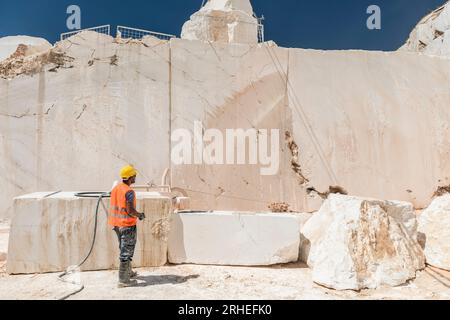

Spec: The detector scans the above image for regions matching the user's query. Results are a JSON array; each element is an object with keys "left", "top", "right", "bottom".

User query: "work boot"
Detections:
[
  {"left": 128, "top": 263, "right": 138, "bottom": 278},
  {"left": 118, "top": 261, "right": 138, "bottom": 288}
]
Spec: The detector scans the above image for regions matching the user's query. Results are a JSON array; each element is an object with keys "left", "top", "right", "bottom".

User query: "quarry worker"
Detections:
[{"left": 109, "top": 165, "right": 146, "bottom": 288}]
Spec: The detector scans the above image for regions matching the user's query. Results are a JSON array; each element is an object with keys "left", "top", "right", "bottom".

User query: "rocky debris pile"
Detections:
[
  {"left": 0, "top": 48, "right": 74, "bottom": 79},
  {"left": 418, "top": 195, "right": 450, "bottom": 271},
  {"left": 302, "top": 194, "right": 425, "bottom": 291},
  {"left": 181, "top": 0, "right": 258, "bottom": 44},
  {"left": 0, "top": 36, "right": 51, "bottom": 62},
  {"left": 0, "top": 31, "right": 171, "bottom": 80},
  {"left": 0, "top": 35, "right": 58, "bottom": 78},
  {"left": 268, "top": 202, "right": 290, "bottom": 213},
  {"left": 401, "top": 1, "right": 450, "bottom": 56}
]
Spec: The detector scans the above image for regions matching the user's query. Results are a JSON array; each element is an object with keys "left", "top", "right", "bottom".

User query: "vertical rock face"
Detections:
[
  {"left": 401, "top": 1, "right": 450, "bottom": 56},
  {"left": 3, "top": 33, "right": 450, "bottom": 218},
  {"left": 181, "top": 0, "right": 258, "bottom": 44},
  {"left": 418, "top": 195, "right": 450, "bottom": 271},
  {"left": 302, "top": 195, "right": 425, "bottom": 290},
  {"left": 0, "top": 31, "right": 171, "bottom": 218}
]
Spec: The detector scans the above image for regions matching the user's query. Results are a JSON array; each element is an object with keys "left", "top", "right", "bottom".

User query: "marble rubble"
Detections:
[{"left": 301, "top": 194, "right": 425, "bottom": 291}]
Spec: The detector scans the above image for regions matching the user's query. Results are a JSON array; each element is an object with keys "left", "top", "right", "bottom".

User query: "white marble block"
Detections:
[
  {"left": 7, "top": 192, "right": 171, "bottom": 274},
  {"left": 168, "top": 211, "right": 302, "bottom": 266}
]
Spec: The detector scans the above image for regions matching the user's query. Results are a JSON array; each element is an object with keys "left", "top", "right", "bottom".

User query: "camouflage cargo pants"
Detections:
[{"left": 113, "top": 226, "right": 137, "bottom": 263}]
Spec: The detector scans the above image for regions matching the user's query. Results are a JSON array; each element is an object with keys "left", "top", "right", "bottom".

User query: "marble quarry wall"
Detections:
[{"left": 2, "top": 31, "right": 450, "bottom": 218}]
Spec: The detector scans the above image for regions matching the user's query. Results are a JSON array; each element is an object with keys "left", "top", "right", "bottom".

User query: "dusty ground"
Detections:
[{"left": 0, "top": 221, "right": 449, "bottom": 300}]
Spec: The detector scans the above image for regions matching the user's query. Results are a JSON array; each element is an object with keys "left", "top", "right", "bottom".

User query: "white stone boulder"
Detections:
[
  {"left": 181, "top": 0, "right": 258, "bottom": 44},
  {"left": 7, "top": 192, "right": 172, "bottom": 274},
  {"left": 168, "top": 211, "right": 303, "bottom": 266},
  {"left": 302, "top": 194, "right": 425, "bottom": 291},
  {"left": 401, "top": 1, "right": 450, "bottom": 56},
  {"left": 418, "top": 195, "right": 450, "bottom": 271}
]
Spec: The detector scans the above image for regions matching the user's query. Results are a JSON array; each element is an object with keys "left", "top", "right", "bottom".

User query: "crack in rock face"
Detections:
[
  {"left": 432, "top": 184, "right": 450, "bottom": 198},
  {"left": 306, "top": 186, "right": 349, "bottom": 200},
  {"left": 285, "top": 131, "right": 309, "bottom": 185}
]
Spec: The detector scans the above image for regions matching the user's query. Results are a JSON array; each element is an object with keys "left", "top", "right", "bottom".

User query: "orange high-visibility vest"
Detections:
[{"left": 108, "top": 183, "right": 137, "bottom": 227}]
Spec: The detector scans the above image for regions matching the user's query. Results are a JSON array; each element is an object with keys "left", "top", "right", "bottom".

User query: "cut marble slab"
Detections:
[{"left": 168, "top": 211, "right": 303, "bottom": 266}]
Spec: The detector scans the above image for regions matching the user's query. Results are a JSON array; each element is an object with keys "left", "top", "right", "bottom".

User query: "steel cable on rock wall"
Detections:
[{"left": 263, "top": 43, "right": 339, "bottom": 186}]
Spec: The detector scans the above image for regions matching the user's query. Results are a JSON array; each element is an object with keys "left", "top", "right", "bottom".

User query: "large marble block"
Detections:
[
  {"left": 7, "top": 192, "right": 171, "bottom": 274},
  {"left": 168, "top": 211, "right": 302, "bottom": 266}
]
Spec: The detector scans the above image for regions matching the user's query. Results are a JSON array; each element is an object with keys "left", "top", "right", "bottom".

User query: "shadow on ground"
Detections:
[{"left": 135, "top": 274, "right": 200, "bottom": 287}]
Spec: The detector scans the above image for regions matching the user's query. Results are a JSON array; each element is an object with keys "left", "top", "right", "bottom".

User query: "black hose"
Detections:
[{"left": 57, "top": 192, "right": 110, "bottom": 300}]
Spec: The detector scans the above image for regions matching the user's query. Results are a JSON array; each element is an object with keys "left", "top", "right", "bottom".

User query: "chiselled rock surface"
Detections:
[
  {"left": 401, "top": 1, "right": 450, "bottom": 56},
  {"left": 168, "top": 211, "right": 302, "bottom": 266},
  {"left": 181, "top": 0, "right": 258, "bottom": 44},
  {"left": 7, "top": 192, "right": 171, "bottom": 274},
  {"left": 418, "top": 195, "right": 450, "bottom": 271},
  {"left": 302, "top": 194, "right": 425, "bottom": 290},
  {"left": 0, "top": 36, "right": 51, "bottom": 62}
]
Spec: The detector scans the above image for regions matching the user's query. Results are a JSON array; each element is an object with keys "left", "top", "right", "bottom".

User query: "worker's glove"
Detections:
[{"left": 139, "top": 213, "right": 146, "bottom": 221}]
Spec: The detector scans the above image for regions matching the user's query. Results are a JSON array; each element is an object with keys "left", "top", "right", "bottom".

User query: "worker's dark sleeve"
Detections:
[{"left": 125, "top": 190, "right": 135, "bottom": 205}]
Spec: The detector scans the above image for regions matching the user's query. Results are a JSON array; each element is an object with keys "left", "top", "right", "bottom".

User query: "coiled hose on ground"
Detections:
[{"left": 57, "top": 192, "right": 110, "bottom": 300}]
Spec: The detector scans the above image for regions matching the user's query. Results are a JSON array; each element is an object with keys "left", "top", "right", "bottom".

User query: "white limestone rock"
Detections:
[
  {"left": 292, "top": 212, "right": 313, "bottom": 263},
  {"left": 181, "top": 0, "right": 258, "bottom": 44},
  {"left": 418, "top": 195, "right": 450, "bottom": 271},
  {"left": 0, "top": 36, "right": 51, "bottom": 62},
  {"left": 302, "top": 194, "right": 425, "bottom": 291},
  {"left": 168, "top": 211, "right": 301, "bottom": 266},
  {"left": 7, "top": 192, "right": 171, "bottom": 274},
  {"left": 401, "top": 1, "right": 450, "bottom": 56}
]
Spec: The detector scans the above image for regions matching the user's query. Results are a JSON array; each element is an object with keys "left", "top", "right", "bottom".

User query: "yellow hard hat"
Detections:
[{"left": 120, "top": 165, "right": 137, "bottom": 180}]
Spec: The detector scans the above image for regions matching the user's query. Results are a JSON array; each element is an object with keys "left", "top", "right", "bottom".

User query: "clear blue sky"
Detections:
[{"left": 0, "top": 0, "right": 445, "bottom": 50}]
